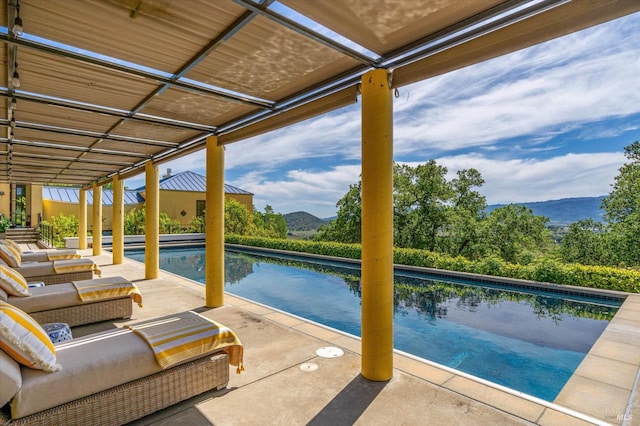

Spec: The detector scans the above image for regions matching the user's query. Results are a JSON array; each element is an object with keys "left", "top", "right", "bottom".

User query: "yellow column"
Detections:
[
  {"left": 145, "top": 162, "right": 159, "bottom": 279},
  {"left": 205, "top": 136, "right": 225, "bottom": 307},
  {"left": 78, "top": 189, "right": 87, "bottom": 250},
  {"left": 112, "top": 175, "right": 124, "bottom": 264},
  {"left": 361, "top": 68, "right": 394, "bottom": 381},
  {"left": 92, "top": 183, "right": 102, "bottom": 256}
]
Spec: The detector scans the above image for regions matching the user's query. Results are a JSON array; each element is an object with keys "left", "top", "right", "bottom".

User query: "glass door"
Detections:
[{"left": 15, "top": 184, "right": 27, "bottom": 227}]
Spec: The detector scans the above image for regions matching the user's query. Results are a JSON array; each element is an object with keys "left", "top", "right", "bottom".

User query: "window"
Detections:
[{"left": 196, "top": 200, "right": 206, "bottom": 217}]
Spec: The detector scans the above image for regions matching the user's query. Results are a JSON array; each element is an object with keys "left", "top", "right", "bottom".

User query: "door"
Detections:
[{"left": 15, "top": 184, "right": 27, "bottom": 227}]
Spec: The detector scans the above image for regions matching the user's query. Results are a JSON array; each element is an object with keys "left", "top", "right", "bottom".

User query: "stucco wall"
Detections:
[
  {"left": 159, "top": 190, "right": 254, "bottom": 228},
  {"left": 0, "top": 183, "right": 10, "bottom": 220},
  {"left": 42, "top": 188, "right": 253, "bottom": 231},
  {"left": 28, "top": 184, "right": 43, "bottom": 226},
  {"left": 43, "top": 200, "right": 142, "bottom": 231}
]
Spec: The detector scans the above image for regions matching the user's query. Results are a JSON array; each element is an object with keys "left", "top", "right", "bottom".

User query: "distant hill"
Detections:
[
  {"left": 487, "top": 196, "right": 606, "bottom": 225},
  {"left": 284, "top": 211, "right": 328, "bottom": 231}
]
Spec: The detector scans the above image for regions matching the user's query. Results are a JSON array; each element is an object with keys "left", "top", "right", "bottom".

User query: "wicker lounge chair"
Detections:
[
  {"left": 0, "top": 277, "right": 141, "bottom": 327},
  {"left": 0, "top": 257, "right": 98, "bottom": 285},
  {"left": 0, "top": 311, "right": 241, "bottom": 426},
  {"left": 0, "top": 239, "right": 81, "bottom": 263},
  {"left": 0, "top": 241, "right": 97, "bottom": 285}
]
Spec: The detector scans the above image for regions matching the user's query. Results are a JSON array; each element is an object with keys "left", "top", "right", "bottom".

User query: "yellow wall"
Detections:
[
  {"left": 28, "top": 184, "right": 43, "bottom": 226},
  {"left": 43, "top": 200, "right": 141, "bottom": 231},
  {"left": 0, "top": 183, "right": 10, "bottom": 220},
  {"left": 159, "top": 190, "right": 254, "bottom": 229},
  {"left": 42, "top": 188, "right": 253, "bottom": 231}
]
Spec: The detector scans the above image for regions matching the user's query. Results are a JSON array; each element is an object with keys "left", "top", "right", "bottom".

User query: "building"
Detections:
[{"left": 0, "top": 171, "right": 253, "bottom": 231}]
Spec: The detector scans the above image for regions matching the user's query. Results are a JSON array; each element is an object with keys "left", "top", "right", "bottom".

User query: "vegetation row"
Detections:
[{"left": 225, "top": 234, "right": 640, "bottom": 294}]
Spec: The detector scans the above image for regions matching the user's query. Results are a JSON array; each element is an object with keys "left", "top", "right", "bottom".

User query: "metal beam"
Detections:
[
  {"left": 0, "top": 91, "right": 217, "bottom": 133},
  {"left": 7, "top": 121, "right": 179, "bottom": 148}
]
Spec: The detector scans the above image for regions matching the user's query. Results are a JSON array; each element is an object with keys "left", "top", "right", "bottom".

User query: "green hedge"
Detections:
[{"left": 225, "top": 235, "right": 640, "bottom": 293}]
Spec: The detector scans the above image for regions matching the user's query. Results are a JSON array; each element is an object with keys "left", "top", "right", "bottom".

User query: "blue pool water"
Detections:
[{"left": 126, "top": 246, "right": 620, "bottom": 401}]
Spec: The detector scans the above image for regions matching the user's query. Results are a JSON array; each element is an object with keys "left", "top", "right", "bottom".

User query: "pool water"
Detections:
[{"left": 126, "top": 246, "right": 619, "bottom": 401}]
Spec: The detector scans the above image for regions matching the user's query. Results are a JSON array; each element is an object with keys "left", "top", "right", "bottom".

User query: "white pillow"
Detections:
[
  {"left": 0, "top": 265, "right": 30, "bottom": 297},
  {"left": 0, "top": 244, "right": 21, "bottom": 268},
  {"left": 0, "top": 301, "right": 61, "bottom": 372},
  {"left": 0, "top": 239, "right": 23, "bottom": 255}
]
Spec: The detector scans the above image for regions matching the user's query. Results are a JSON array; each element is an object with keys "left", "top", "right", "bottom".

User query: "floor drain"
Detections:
[
  {"left": 316, "top": 346, "right": 344, "bottom": 358},
  {"left": 300, "top": 363, "right": 318, "bottom": 372}
]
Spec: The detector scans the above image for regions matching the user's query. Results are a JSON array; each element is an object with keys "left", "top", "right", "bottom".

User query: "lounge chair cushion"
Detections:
[
  {"left": 8, "top": 283, "right": 81, "bottom": 313},
  {"left": 0, "top": 265, "right": 30, "bottom": 297},
  {"left": 0, "top": 349, "right": 22, "bottom": 408},
  {"left": 0, "top": 302, "right": 60, "bottom": 373},
  {"left": 11, "top": 261, "right": 57, "bottom": 278},
  {"left": 11, "top": 329, "right": 161, "bottom": 419},
  {"left": 20, "top": 250, "right": 81, "bottom": 262},
  {"left": 0, "top": 244, "right": 21, "bottom": 268}
]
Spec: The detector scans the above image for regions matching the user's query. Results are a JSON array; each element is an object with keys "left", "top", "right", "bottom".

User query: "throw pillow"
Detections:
[
  {"left": 0, "top": 265, "right": 30, "bottom": 297},
  {"left": 0, "top": 301, "right": 61, "bottom": 372},
  {"left": 0, "top": 244, "right": 21, "bottom": 268},
  {"left": 0, "top": 239, "right": 23, "bottom": 255}
]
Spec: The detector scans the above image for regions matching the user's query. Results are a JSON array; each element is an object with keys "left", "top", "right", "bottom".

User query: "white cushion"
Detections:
[{"left": 0, "top": 349, "right": 22, "bottom": 408}]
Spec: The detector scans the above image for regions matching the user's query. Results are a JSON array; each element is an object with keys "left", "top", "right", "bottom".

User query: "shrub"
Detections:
[
  {"left": 225, "top": 235, "right": 640, "bottom": 293},
  {"left": 43, "top": 213, "right": 79, "bottom": 248}
]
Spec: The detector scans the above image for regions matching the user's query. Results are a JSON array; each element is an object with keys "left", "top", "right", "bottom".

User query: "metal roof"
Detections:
[
  {"left": 42, "top": 186, "right": 143, "bottom": 206},
  {"left": 2, "top": 1, "right": 638, "bottom": 187},
  {"left": 139, "top": 170, "right": 252, "bottom": 194}
]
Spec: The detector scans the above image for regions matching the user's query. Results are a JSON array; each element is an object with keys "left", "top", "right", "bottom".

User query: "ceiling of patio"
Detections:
[{"left": 1, "top": 0, "right": 638, "bottom": 187}]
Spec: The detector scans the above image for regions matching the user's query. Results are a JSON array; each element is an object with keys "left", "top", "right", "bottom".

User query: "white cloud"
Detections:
[
  {"left": 233, "top": 165, "right": 361, "bottom": 217},
  {"left": 435, "top": 152, "right": 626, "bottom": 204}
]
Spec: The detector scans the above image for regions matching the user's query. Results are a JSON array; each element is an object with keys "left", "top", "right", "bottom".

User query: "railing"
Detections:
[{"left": 39, "top": 223, "right": 55, "bottom": 248}]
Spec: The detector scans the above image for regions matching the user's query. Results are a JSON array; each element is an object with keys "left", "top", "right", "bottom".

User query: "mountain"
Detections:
[
  {"left": 487, "top": 196, "right": 606, "bottom": 225},
  {"left": 284, "top": 211, "right": 328, "bottom": 231}
]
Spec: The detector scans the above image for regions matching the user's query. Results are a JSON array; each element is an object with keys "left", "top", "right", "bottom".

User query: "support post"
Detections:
[
  {"left": 78, "top": 189, "right": 87, "bottom": 250},
  {"left": 145, "top": 162, "right": 159, "bottom": 279},
  {"left": 361, "top": 68, "right": 394, "bottom": 381},
  {"left": 205, "top": 136, "right": 225, "bottom": 308},
  {"left": 112, "top": 175, "right": 124, "bottom": 264},
  {"left": 92, "top": 183, "right": 102, "bottom": 256}
]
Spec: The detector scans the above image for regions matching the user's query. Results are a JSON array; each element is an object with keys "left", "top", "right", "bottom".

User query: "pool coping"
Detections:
[{"left": 224, "top": 291, "right": 639, "bottom": 426}]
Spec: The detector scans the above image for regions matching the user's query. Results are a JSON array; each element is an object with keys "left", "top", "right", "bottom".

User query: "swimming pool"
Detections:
[{"left": 126, "top": 246, "right": 620, "bottom": 401}]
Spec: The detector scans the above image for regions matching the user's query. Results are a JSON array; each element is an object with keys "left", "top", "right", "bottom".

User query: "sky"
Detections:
[{"left": 126, "top": 12, "right": 640, "bottom": 219}]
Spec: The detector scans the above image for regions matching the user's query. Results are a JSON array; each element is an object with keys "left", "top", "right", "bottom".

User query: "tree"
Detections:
[
  {"left": 559, "top": 219, "right": 613, "bottom": 265},
  {"left": 481, "top": 204, "right": 553, "bottom": 264},
  {"left": 439, "top": 168, "right": 487, "bottom": 258},
  {"left": 315, "top": 182, "right": 362, "bottom": 243},
  {"left": 253, "top": 205, "right": 287, "bottom": 239},
  {"left": 393, "top": 161, "right": 453, "bottom": 251},
  {"left": 225, "top": 199, "right": 257, "bottom": 235},
  {"left": 601, "top": 141, "right": 640, "bottom": 266}
]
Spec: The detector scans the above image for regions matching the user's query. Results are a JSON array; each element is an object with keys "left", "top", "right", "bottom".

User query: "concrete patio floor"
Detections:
[{"left": 67, "top": 249, "right": 639, "bottom": 426}]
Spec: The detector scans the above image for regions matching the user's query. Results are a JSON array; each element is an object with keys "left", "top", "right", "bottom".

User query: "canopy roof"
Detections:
[{"left": 2, "top": 0, "right": 638, "bottom": 187}]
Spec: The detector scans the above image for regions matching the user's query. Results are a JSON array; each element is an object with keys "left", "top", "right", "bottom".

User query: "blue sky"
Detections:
[{"left": 126, "top": 12, "right": 640, "bottom": 219}]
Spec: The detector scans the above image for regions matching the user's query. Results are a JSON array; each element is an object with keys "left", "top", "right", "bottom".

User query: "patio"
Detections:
[{"left": 66, "top": 249, "right": 639, "bottom": 425}]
